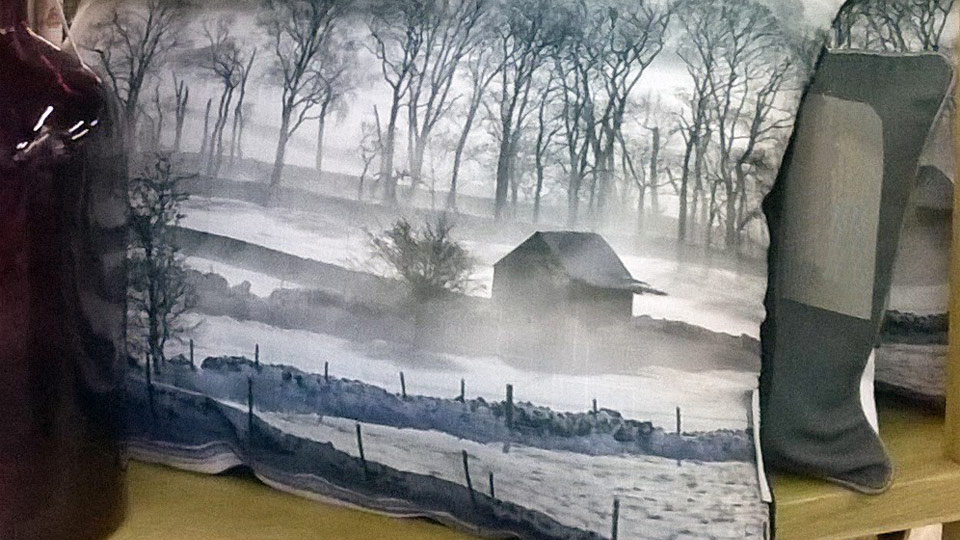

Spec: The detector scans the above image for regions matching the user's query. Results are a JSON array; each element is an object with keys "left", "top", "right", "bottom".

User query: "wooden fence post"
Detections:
[
  {"left": 356, "top": 423, "right": 368, "bottom": 480},
  {"left": 611, "top": 497, "right": 620, "bottom": 540},
  {"left": 676, "top": 406, "right": 682, "bottom": 434},
  {"left": 254, "top": 343, "right": 259, "bottom": 369},
  {"left": 505, "top": 384, "right": 514, "bottom": 429},
  {"left": 400, "top": 371, "right": 406, "bottom": 399},
  {"left": 462, "top": 450, "right": 476, "bottom": 508},
  {"left": 247, "top": 377, "right": 254, "bottom": 440},
  {"left": 593, "top": 398, "right": 598, "bottom": 414},
  {"left": 488, "top": 471, "right": 495, "bottom": 500},
  {"left": 459, "top": 378, "right": 465, "bottom": 402},
  {"left": 145, "top": 355, "right": 154, "bottom": 417},
  {"left": 189, "top": 339, "right": 195, "bottom": 370},
  {"left": 324, "top": 361, "right": 329, "bottom": 383}
]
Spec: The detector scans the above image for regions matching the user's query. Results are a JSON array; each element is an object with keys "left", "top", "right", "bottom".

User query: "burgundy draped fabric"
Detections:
[{"left": 0, "top": 2, "right": 126, "bottom": 539}]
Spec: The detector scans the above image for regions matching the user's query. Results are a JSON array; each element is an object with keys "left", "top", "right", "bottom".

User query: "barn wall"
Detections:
[
  {"left": 568, "top": 285, "right": 633, "bottom": 323},
  {"left": 492, "top": 247, "right": 569, "bottom": 319}
]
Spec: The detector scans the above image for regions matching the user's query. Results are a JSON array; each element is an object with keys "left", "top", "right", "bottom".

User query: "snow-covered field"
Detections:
[
  {"left": 174, "top": 314, "right": 756, "bottom": 432},
  {"left": 168, "top": 182, "right": 768, "bottom": 540},
  {"left": 182, "top": 197, "right": 767, "bottom": 337},
  {"left": 262, "top": 413, "right": 767, "bottom": 540}
]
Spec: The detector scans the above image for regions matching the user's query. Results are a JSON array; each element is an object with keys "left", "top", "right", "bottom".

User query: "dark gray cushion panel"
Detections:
[{"left": 760, "top": 51, "right": 953, "bottom": 493}]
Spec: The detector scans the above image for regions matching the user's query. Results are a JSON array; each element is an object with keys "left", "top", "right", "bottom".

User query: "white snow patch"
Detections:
[{"left": 261, "top": 413, "right": 768, "bottom": 540}]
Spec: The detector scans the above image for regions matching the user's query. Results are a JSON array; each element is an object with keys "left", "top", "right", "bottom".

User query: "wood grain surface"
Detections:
[{"left": 109, "top": 461, "right": 478, "bottom": 540}]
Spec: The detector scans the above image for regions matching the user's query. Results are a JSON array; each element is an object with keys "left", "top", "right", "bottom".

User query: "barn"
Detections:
[{"left": 492, "top": 231, "right": 663, "bottom": 325}]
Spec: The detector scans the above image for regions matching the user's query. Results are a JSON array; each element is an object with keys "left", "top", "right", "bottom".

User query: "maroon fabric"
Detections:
[{"left": 0, "top": 4, "right": 125, "bottom": 539}]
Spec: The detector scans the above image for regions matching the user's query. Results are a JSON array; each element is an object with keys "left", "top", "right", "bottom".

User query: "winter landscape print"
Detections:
[{"left": 70, "top": 0, "right": 952, "bottom": 537}]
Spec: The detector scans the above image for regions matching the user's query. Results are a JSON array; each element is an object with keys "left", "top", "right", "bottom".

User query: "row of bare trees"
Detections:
[
  {"left": 345, "top": 0, "right": 794, "bottom": 251},
  {"left": 832, "top": 0, "right": 956, "bottom": 51},
  {"left": 86, "top": 0, "right": 956, "bottom": 254},
  {"left": 84, "top": 0, "right": 352, "bottom": 188},
  {"left": 672, "top": 0, "right": 805, "bottom": 249}
]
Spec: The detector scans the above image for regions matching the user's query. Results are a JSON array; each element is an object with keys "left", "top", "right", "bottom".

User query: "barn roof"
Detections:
[{"left": 498, "top": 231, "right": 665, "bottom": 295}]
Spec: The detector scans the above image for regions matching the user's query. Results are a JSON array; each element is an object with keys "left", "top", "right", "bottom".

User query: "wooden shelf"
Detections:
[
  {"left": 109, "top": 461, "right": 474, "bottom": 540},
  {"left": 773, "top": 404, "right": 960, "bottom": 540}
]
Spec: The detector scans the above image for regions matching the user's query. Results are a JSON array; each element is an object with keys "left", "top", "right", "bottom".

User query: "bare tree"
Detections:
[
  {"left": 193, "top": 18, "right": 253, "bottom": 178},
  {"left": 705, "top": 1, "right": 796, "bottom": 248},
  {"left": 489, "top": 0, "right": 565, "bottom": 221},
  {"left": 402, "top": 0, "right": 489, "bottom": 196},
  {"left": 553, "top": 21, "right": 595, "bottom": 227},
  {"left": 676, "top": 0, "right": 803, "bottom": 249},
  {"left": 259, "top": 0, "right": 349, "bottom": 194},
  {"left": 531, "top": 70, "right": 563, "bottom": 223},
  {"left": 367, "top": 0, "right": 427, "bottom": 205},
  {"left": 549, "top": 0, "right": 671, "bottom": 228},
  {"left": 87, "top": 0, "right": 183, "bottom": 153},
  {"left": 313, "top": 34, "right": 358, "bottom": 180},
  {"left": 127, "top": 155, "right": 195, "bottom": 371},
  {"left": 675, "top": 0, "right": 729, "bottom": 243},
  {"left": 358, "top": 110, "right": 384, "bottom": 201},
  {"left": 229, "top": 48, "right": 258, "bottom": 168},
  {"left": 620, "top": 94, "right": 674, "bottom": 234},
  {"left": 446, "top": 45, "right": 502, "bottom": 210},
  {"left": 582, "top": 1, "right": 672, "bottom": 229}
]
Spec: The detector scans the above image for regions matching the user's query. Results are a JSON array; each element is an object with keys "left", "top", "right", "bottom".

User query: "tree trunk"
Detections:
[
  {"left": 594, "top": 131, "right": 616, "bottom": 229},
  {"left": 381, "top": 93, "right": 402, "bottom": 206},
  {"left": 173, "top": 81, "right": 188, "bottom": 153},
  {"left": 315, "top": 113, "right": 326, "bottom": 180},
  {"left": 229, "top": 105, "right": 239, "bottom": 167},
  {"left": 174, "top": 118, "right": 184, "bottom": 153},
  {"left": 601, "top": 145, "right": 615, "bottom": 229},
  {"left": 707, "top": 181, "right": 719, "bottom": 247},
  {"left": 211, "top": 88, "right": 234, "bottom": 179},
  {"left": 174, "top": 101, "right": 186, "bottom": 154},
  {"left": 636, "top": 183, "right": 646, "bottom": 235},
  {"left": 510, "top": 171, "right": 518, "bottom": 217},
  {"left": 206, "top": 91, "right": 228, "bottom": 176},
  {"left": 735, "top": 164, "right": 748, "bottom": 248},
  {"left": 448, "top": 132, "right": 467, "bottom": 211},
  {"left": 448, "top": 86, "right": 483, "bottom": 210},
  {"left": 567, "top": 165, "right": 581, "bottom": 227},
  {"left": 533, "top": 171, "right": 544, "bottom": 224},
  {"left": 724, "top": 179, "right": 736, "bottom": 248},
  {"left": 407, "top": 138, "right": 427, "bottom": 202},
  {"left": 533, "top": 143, "right": 546, "bottom": 224},
  {"left": 677, "top": 134, "right": 694, "bottom": 242},
  {"left": 507, "top": 133, "right": 521, "bottom": 218},
  {"left": 494, "top": 124, "right": 512, "bottom": 220},
  {"left": 236, "top": 106, "right": 248, "bottom": 163},
  {"left": 270, "top": 113, "right": 291, "bottom": 198},
  {"left": 199, "top": 97, "right": 212, "bottom": 167},
  {"left": 648, "top": 127, "right": 660, "bottom": 222},
  {"left": 229, "top": 101, "right": 247, "bottom": 169}
]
